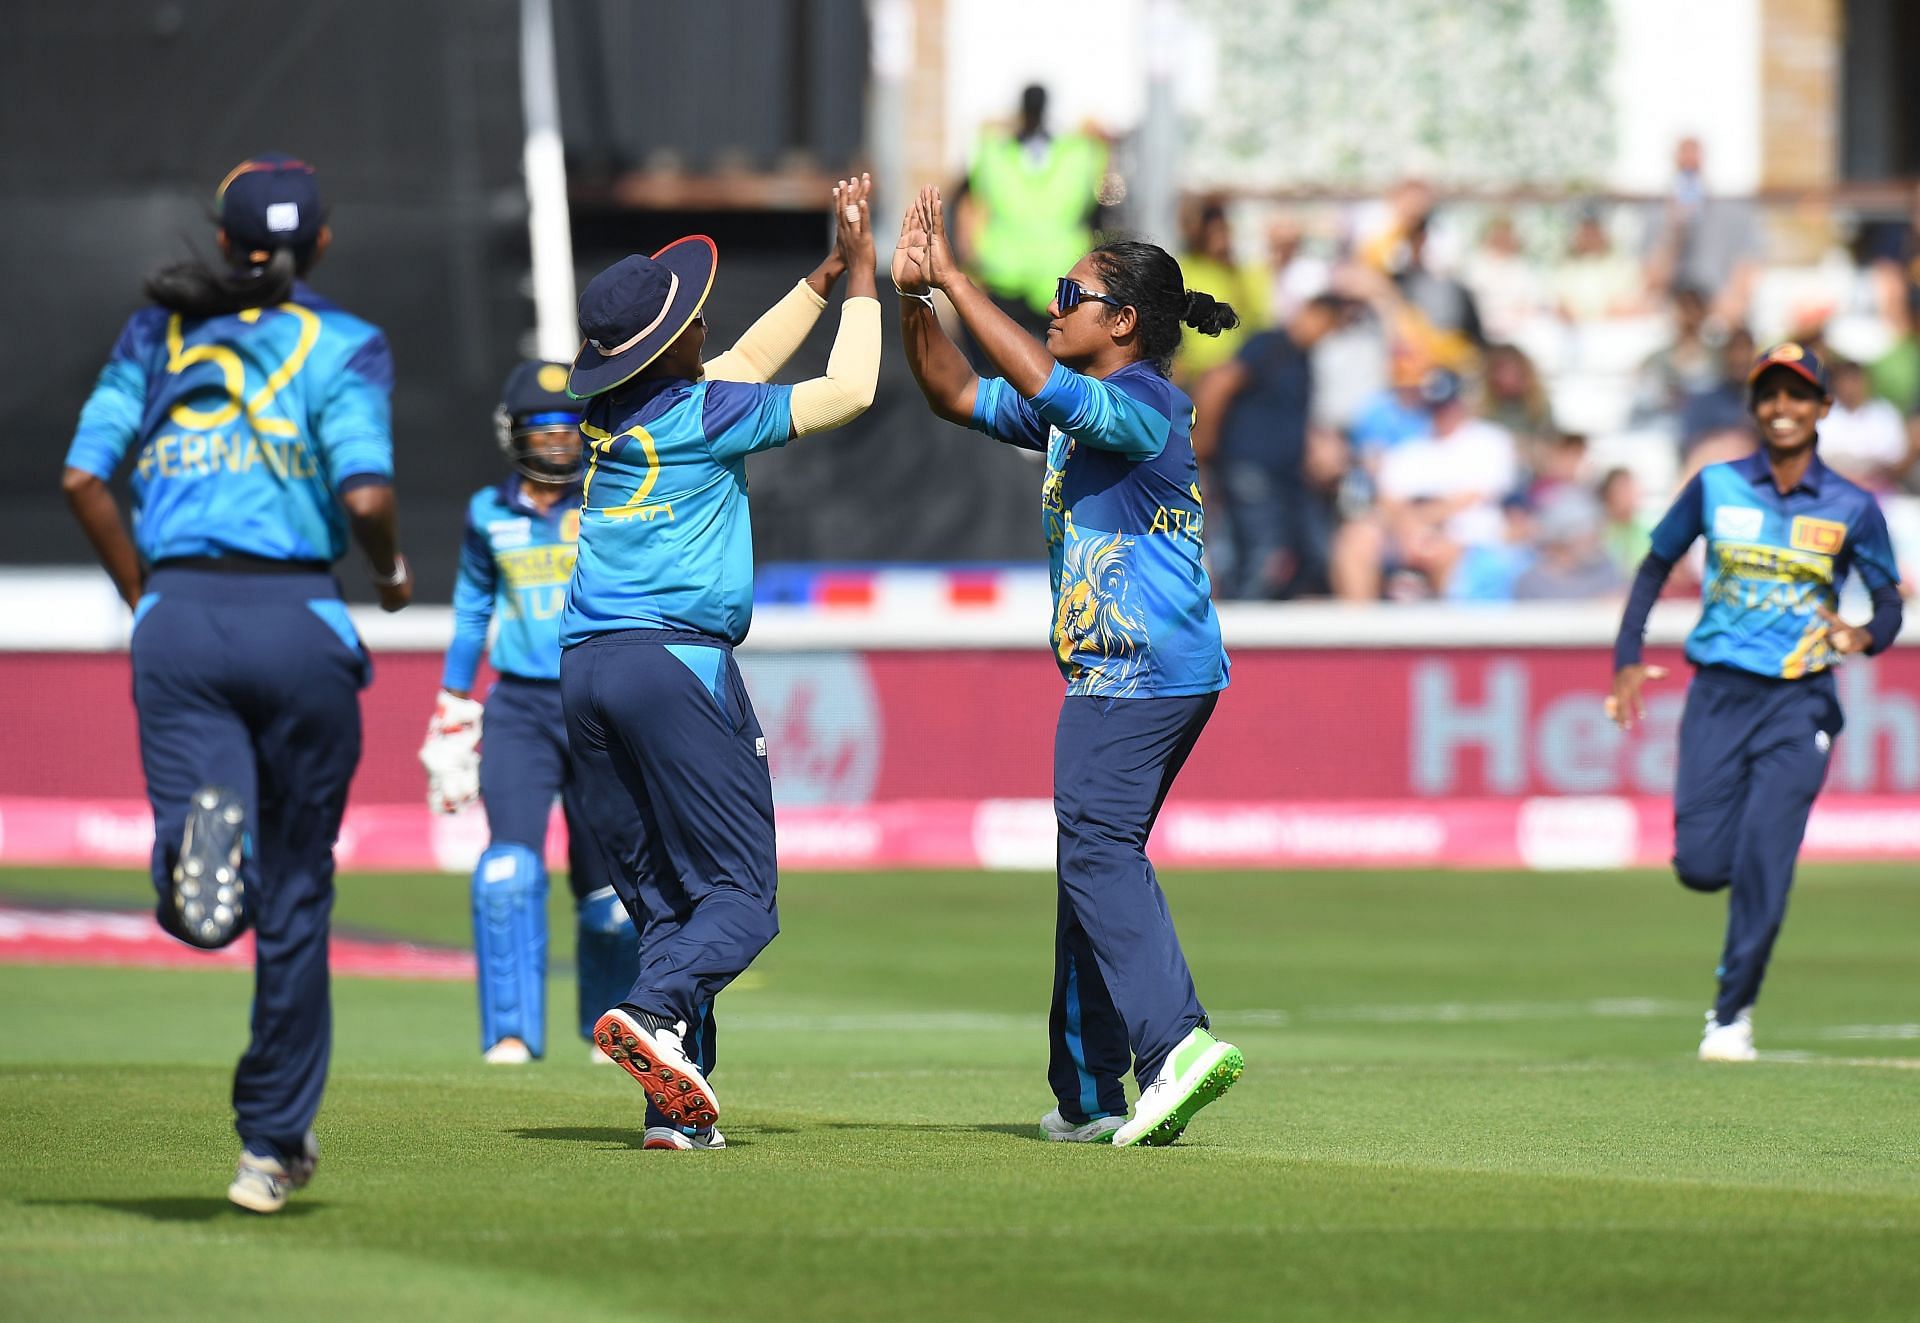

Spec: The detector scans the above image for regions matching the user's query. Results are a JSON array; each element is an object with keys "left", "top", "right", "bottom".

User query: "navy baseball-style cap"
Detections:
[
  {"left": 216, "top": 153, "right": 325, "bottom": 253},
  {"left": 568, "top": 237, "right": 717, "bottom": 398},
  {"left": 499, "top": 361, "right": 582, "bottom": 429},
  {"left": 1747, "top": 341, "right": 1831, "bottom": 399}
]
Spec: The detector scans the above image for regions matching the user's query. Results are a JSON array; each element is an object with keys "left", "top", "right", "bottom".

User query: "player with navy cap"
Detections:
[
  {"left": 1610, "top": 342, "right": 1904, "bottom": 1061},
  {"left": 61, "top": 153, "right": 409, "bottom": 1211},
  {"left": 417, "top": 361, "right": 643, "bottom": 1067},
  {"left": 564, "top": 176, "right": 881, "bottom": 1149}
]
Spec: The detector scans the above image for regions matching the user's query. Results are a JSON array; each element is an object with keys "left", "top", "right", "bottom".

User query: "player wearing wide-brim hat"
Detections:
[
  {"left": 61, "top": 152, "right": 411, "bottom": 1212},
  {"left": 562, "top": 176, "right": 883, "bottom": 1149},
  {"left": 418, "top": 360, "right": 650, "bottom": 1073},
  {"left": 1610, "top": 341, "right": 1903, "bottom": 1061}
]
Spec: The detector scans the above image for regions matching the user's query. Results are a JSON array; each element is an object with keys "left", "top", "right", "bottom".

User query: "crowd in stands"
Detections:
[{"left": 1169, "top": 142, "right": 1920, "bottom": 604}]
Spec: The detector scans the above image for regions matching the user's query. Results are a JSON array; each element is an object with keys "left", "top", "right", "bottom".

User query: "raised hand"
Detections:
[
  {"left": 832, "top": 174, "right": 875, "bottom": 273},
  {"left": 915, "top": 186, "right": 961, "bottom": 291},
  {"left": 893, "top": 194, "right": 930, "bottom": 294}
]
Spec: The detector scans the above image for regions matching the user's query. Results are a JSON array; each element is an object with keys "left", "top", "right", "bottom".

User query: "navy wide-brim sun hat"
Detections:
[{"left": 568, "top": 236, "right": 718, "bottom": 399}]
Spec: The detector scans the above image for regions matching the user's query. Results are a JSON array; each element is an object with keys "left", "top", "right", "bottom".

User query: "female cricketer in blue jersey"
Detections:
[
  {"left": 561, "top": 176, "right": 882, "bottom": 1147},
  {"left": 896, "top": 187, "right": 1244, "bottom": 1147},
  {"left": 59, "top": 154, "right": 411, "bottom": 1211},
  {"left": 417, "top": 360, "right": 642, "bottom": 1066},
  {"left": 1611, "top": 342, "right": 1903, "bottom": 1062}
]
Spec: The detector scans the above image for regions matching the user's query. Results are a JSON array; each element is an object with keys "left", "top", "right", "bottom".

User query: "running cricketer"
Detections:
[{"left": 1609, "top": 342, "right": 1903, "bottom": 1061}]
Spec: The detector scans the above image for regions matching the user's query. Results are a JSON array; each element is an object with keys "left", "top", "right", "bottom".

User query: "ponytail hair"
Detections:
[
  {"left": 1087, "top": 239, "right": 1241, "bottom": 376},
  {"left": 1182, "top": 289, "right": 1240, "bottom": 337},
  {"left": 145, "top": 244, "right": 309, "bottom": 318}
]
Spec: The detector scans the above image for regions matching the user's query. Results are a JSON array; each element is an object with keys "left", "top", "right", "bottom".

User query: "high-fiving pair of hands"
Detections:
[{"left": 891, "top": 186, "right": 959, "bottom": 297}]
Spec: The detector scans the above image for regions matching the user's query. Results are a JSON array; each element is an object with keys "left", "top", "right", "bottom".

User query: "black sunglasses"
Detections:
[{"left": 1055, "top": 277, "right": 1124, "bottom": 313}]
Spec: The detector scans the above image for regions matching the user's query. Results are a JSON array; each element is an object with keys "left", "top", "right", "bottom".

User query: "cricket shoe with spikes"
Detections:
[
  {"left": 1112, "top": 1026, "right": 1244, "bottom": 1148},
  {"left": 169, "top": 785, "right": 249, "bottom": 949},
  {"left": 594, "top": 1006, "right": 719, "bottom": 1129}
]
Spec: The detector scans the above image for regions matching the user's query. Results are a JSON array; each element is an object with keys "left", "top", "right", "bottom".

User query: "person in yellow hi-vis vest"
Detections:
[{"left": 958, "top": 85, "right": 1108, "bottom": 338}]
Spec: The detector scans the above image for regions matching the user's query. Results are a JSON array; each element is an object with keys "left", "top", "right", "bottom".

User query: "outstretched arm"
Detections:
[
  {"left": 895, "top": 189, "right": 979, "bottom": 425},
  {"left": 787, "top": 176, "right": 880, "bottom": 437},
  {"left": 706, "top": 175, "right": 871, "bottom": 384},
  {"left": 916, "top": 187, "right": 1054, "bottom": 398}
]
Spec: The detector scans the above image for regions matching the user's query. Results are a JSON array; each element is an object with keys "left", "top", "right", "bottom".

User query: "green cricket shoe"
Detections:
[{"left": 1112, "top": 1027, "right": 1244, "bottom": 1148}]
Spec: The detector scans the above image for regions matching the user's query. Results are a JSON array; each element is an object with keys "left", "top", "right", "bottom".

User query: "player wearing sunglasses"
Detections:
[{"left": 894, "top": 187, "right": 1244, "bottom": 1147}]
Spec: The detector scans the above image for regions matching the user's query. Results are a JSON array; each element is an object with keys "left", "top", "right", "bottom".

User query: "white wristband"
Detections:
[
  {"left": 369, "top": 554, "right": 408, "bottom": 588},
  {"left": 894, "top": 283, "right": 936, "bottom": 309}
]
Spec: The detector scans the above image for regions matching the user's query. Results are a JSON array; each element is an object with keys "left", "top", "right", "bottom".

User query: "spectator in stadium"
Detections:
[
  {"left": 1679, "top": 325, "right": 1758, "bottom": 454},
  {"left": 1331, "top": 368, "right": 1520, "bottom": 600},
  {"left": 1380, "top": 208, "right": 1486, "bottom": 370},
  {"left": 1190, "top": 294, "right": 1354, "bottom": 598},
  {"left": 1174, "top": 199, "right": 1266, "bottom": 384},
  {"left": 1463, "top": 214, "right": 1545, "bottom": 345},
  {"left": 1512, "top": 486, "right": 1625, "bottom": 601},
  {"left": 1644, "top": 135, "right": 1759, "bottom": 324},
  {"left": 1631, "top": 283, "right": 1721, "bottom": 430},
  {"left": 560, "top": 177, "right": 882, "bottom": 1148},
  {"left": 1347, "top": 340, "right": 1435, "bottom": 457},
  {"left": 1263, "top": 212, "right": 1332, "bottom": 326},
  {"left": 895, "top": 186, "right": 1245, "bottom": 1149},
  {"left": 1446, "top": 493, "right": 1537, "bottom": 602},
  {"left": 1818, "top": 358, "right": 1911, "bottom": 491},
  {"left": 1552, "top": 206, "right": 1650, "bottom": 323},
  {"left": 60, "top": 154, "right": 410, "bottom": 1214},
  {"left": 954, "top": 84, "right": 1109, "bottom": 341},
  {"left": 1610, "top": 342, "right": 1902, "bottom": 1062},
  {"left": 1598, "top": 465, "right": 1653, "bottom": 574},
  {"left": 417, "top": 362, "right": 640, "bottom": 1070},
  {"left": 1478, "top": 342, "right": 1557, "bottom": 457}
]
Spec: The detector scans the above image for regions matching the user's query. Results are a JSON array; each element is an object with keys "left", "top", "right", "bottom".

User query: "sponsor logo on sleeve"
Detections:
[
  {"left": 1712, "top": 504, "right": 1765, "bottom": 540},
  {"left": 1790, "top": 516, "right": 1847, "bottom": 555}
]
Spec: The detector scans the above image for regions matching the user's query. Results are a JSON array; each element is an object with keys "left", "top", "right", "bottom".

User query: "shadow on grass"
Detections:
[
  {"left": 508, "top": 1125, "right": 797, "bottom": 1149},
  {"left": 26, "top": 1197, "right": 326, "bottom": 1221},
  {"left": 820, "top": 1121, "right": 1045, "bottom": 1141}
]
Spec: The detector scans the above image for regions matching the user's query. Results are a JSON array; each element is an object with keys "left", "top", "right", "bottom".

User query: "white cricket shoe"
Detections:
[
  {"left": 593, "top": 1007, "right": 719, "bottom": 1129},
  {"left": 1039, "top": 1108, "right": 1125, "bottom": 1143},
  {"left": 1699, "top": 1008, "right": 1757, "bottom": 1062},
  {"left": 1113, "top": 1026, "right": 1245, "bottom": 1148},
  {"left": 483, "top": 1037, "right": 532, "bottom": 1064},
  {"left": 642, "top": 1125, "right": 728, "bottom": 1151},
  {"left": 227, "top": 1130, "right": 319, "bottom": 1214}
]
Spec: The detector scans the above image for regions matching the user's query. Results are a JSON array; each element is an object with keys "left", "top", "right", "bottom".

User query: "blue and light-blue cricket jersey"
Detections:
[
  {"left": 64, "top": 282, "right": 393, "bottom": 563},
  {"left": 442, "top": 478, "right": 583, "bottom": 689},
  {"left": 972, "top": 361, "right": 1229, "bottom": 698},
  {"left": 1651, "top": 451, "right": 1901, "bottom": 678},
  {"left": 559, "top": 377, "right": 793, "bottom": 647}
]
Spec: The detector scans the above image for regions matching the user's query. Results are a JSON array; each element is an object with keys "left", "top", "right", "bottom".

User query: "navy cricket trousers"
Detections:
[
  {"left": 479, "top": 675, "right": 608, "bottom": 903},
  {"left": 131, "top": 567, "right": 367, "bottom": 1160},
  {"left": 1050, "top": 691, "right": 1217, "bottom": 1122},
  {"left": 560, "top": 629, "right": 777, "bottom": 1117},
  {"left": 1672, "top": 664, "right": 1841, "bottom": 1025}
]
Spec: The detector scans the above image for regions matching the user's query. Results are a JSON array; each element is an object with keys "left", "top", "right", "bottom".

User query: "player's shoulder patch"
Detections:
[
  {"left": 1712, "top": 503, "right": 1765, "bottom": 540},
  {"left": 1790, "top": 515, "right": 1847, "bottom": 555}
]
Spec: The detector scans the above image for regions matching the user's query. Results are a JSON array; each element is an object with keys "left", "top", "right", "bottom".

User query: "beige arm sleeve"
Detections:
[
  {"left": 702, "top": 280, "right": 829, "bottom": 384},
  {"left": 789, "top": 296, "right": 881, "bottom": 436}
]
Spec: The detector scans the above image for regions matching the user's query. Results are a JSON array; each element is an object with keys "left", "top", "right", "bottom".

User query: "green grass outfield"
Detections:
[{"left": 2, "top": 863, "right": 1917, "bottom": 1323}]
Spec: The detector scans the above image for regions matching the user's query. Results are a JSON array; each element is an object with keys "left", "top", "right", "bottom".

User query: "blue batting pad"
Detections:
[
  {"left": 472, "top": 843, "right": 549, "bottom": 1057},
  {"left": 575, "top": 885, "right": 639, "bottom": 1041}
]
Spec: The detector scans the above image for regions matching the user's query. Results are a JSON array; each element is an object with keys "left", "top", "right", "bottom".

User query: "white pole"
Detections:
[{"left": 521, "top": 0, "right": 579, "bottom": 361}]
